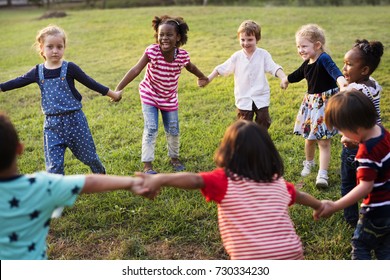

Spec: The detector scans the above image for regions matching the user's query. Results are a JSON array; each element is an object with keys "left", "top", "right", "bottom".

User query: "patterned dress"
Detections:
[{"left": 287, "top": 52, "right": 343, "bottom": 140}]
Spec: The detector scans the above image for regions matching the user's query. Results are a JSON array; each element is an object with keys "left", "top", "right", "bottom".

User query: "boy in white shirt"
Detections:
[{"left": 203, "top": 20, "right": 286, "bottom": 130}]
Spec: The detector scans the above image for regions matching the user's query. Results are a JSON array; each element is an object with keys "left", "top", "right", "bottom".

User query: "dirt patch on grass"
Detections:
[
  {"left": 38, "top": 11, "right": 67, "bottom": 20},
  {"left": 145, "top": 240, "right": 228, "bottom": 260}
]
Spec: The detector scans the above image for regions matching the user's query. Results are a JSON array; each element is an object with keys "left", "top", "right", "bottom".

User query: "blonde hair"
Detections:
[
  {"left": 296, "top": 24, "right": 326, "bottom": 52},
  {"left": 237, "top": 20, "right": 261, "bottom": 41},
  {"left": 34, "top": 25, "right": 67, "bottom": 59}
]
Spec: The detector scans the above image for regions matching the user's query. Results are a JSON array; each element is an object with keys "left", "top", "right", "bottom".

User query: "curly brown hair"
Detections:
[{"left": 152, "top": 15, "right": 189, "bottom": 47}]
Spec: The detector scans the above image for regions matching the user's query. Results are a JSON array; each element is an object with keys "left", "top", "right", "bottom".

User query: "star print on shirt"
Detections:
[
  {"left": 28, "top": 177, "right": 36, "bottom": 184},
  {"left": 71, "top": 185, "right": 81, "bottom": 195},
  {"left": 28, "top": 242, "right": 36, "bottom": 252},
  {"left": 9, "top": 197, "right": 20, "bottom": 208},
  {"left": 44, "top": 218, "right": 51, "bottom": 228},
  {"left": 29, "top": 210, "right": 41, "bottom": 220},
  {"left": 9, "top": 232, "right": 18, "bottom": 242}
]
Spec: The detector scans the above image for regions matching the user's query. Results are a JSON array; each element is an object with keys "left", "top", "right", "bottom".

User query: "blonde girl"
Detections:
[
  {"left": 281, "top": 24, "right": 347, "bottom": 189},
  {"left": 1, "top": 25, "right": 121, "bottom": 177}
]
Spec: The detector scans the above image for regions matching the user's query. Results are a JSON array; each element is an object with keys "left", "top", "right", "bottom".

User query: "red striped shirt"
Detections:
[
  {"left": 356, "top": 126, "right": 390, "bottom": 210},
  {"left": 139, "top": 44, "right": 190, "bottom": 111},
  {"left": 200, "top": 168, "right": 304, "bottom": 260}
]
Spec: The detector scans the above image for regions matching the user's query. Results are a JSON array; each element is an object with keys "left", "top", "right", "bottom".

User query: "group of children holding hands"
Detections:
[{"left": 0, "top": 15, "right": 388, "bottom": 260}]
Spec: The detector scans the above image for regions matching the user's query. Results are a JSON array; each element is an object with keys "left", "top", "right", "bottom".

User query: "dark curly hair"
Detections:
[
  {"left": 353, "top": 39, "right": 384, "bottom": 75},
  {"left": 152, "top": 15, "right": 189, "bottom": 47}
]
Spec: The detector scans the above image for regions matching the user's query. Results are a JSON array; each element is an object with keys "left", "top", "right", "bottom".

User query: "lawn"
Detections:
[{"left": 0, "top": 5, "right": 389, "bottom": 259}]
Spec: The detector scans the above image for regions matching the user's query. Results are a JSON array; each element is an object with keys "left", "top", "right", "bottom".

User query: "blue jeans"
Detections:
[
  {"left": 351, "top": 215, "right": 390, "bottom": 260},
  {"left": 141, "top": 103, "right": 180, "bottom": 163},
  {"left": 341, "top": 146, "right": 359, "bottom": 226}
]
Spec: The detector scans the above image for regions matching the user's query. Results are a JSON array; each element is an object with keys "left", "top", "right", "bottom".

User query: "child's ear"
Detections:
[
  {"left": 361, "top": 65, "right": 370, "bottom": 76},
  {"left": 16, "top": 142, "right": 24, "bottom": 156},
  {"left": 314, "top": 41, "right": 322, "bottom": 50}
]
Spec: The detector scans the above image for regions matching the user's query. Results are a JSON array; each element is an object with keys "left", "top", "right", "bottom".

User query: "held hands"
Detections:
[
  {"left": 280, "top": 77, "right": 289, "bottom": 90},
  {"left": 107, "top": 89, "right": 123, "bottom": 102},
  {"left": 129, "top": 177, "right": 147, "bottom": 195},
  {"left": 341, "top": 135, "right": 359, "bottom": 149},
  {"left": 313, "top": 200, "right": 337, "bottom": 220},
  {"left": 197, "top": 77, "right": 209, "bottom": 88},
  {"left": 133, "top": 172, "right": 162, "bottom": 199}
]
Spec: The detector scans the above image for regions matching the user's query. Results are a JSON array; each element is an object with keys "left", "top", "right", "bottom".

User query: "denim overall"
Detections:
[{"left": 38, "top": 61, "right": 106, "bottom": 175}]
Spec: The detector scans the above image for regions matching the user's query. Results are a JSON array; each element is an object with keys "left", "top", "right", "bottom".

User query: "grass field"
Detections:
[{"left": 0, "top": 5, "right": 389, "bottom": 260}]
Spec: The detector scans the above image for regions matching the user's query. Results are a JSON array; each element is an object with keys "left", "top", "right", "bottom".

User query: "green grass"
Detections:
[{"left": 0, "top": 6, "right": 389, "bottom": 260}]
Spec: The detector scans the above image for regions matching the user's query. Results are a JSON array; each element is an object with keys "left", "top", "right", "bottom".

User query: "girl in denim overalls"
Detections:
[{"left": 0, "top": 25, "right": 122, "bottom": 216}]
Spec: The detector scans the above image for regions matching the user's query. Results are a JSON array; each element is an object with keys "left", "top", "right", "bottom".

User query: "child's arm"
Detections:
[
  {"left": 81, "top": 174, "right": 146, "bottom": 196},
  {"left": 115, "top": 53, "right": 149, "bottom": 91},
  {"left": 337, "top": 76, "right": 348, "bottom": 91},
  {"left": 319, "top": 180, "right": 374, "bottom": 218},
  {"left": 136, "top": 172, "right": 205, "bottom": 199},
  {"left": 207, "top": 69, "right": 219, "bottom": 84},
  {"left": 185, "top": 62, "right": 208, "bottom": 85},
  {"left": 295, "top": 190, "right": 324, "bottom": 220},
  {"left": 275, "top": 68, "right": 287, "bottom": 80},
  {"left": 280, "top": 76, "right": 289, "bottom": 89}
]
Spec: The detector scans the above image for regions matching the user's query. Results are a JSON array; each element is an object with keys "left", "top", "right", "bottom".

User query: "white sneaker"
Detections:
[
  {"left": 301, "top": 160, "right": 315, "bottom": 177},
  {"left": 316, "top": 175, "right": 329, "bottom": 189}
]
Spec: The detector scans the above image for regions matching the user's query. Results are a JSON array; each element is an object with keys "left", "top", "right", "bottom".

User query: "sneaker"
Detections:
[
  {"left": 316, "top": 175, "right": 329, "bottom": 189},
  {"left": 171, "top": 160, "right": 185, "bottom": 172},
  {"left": 301, "top": 160, "right": 315, "bottom": 177},
  {"left": 144, "top": 168, "right": 158, "bottom": 174}
]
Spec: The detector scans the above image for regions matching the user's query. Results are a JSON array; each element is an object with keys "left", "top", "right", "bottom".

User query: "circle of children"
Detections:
[{"left": 0, "top": 15, "right": 388, "bottom": 260}]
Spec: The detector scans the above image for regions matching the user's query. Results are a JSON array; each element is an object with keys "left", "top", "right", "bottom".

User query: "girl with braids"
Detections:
[
  {"left": 339, "top": 39, "right": 384, "bottom": 227},
  {"left": 116, "top": 15, "right": 208, "bottom": 174}
]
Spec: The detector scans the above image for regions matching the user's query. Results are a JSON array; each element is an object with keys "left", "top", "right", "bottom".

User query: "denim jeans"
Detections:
[
  {"left": 141, "top": 103, "right": 180, "bottom": 162},
  {"left": 341, "top": 146, "right": 359, "bottom": 226},
  {"left": 351, "top": 215, "right": 390, "bottom": 260}
]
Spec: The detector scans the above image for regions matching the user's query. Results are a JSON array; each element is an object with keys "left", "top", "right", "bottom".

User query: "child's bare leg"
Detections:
[
  {"left": 301, "top": 139, "right": 316, "bottom": 177},
  {"left": 305, "top": 139, "right": 316, "bottom": 161},
  {"left": 316, "top": 138, "right": 331, "bottom": 189},
  {"left": 318, "top": 138, "right": 331, "bottom": 171}
]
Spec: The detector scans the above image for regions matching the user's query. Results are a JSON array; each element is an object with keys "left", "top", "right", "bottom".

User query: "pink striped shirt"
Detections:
[
  {"left": 200, "top": 168, "right": 304, "bottom": 260},
  {"left": 139, "top": 44, "right": 190, "bottom": 111}
]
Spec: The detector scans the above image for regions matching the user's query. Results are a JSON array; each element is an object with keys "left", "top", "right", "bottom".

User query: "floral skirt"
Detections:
[{"left": 293, "top": 88, "right": 339, "bottom": 140}]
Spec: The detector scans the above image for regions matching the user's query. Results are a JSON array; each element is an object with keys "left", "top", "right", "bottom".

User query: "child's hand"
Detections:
[
  {"left": 110, "top": 90, "right": 123, "bottom": 102},
  {"left": 315, "top": 200, "right": 336, "bottom": 219},
  {"left": 280, "top": 77, "right": 289, "bottom": 90},
  {"left": 197, "top": 77, "right": 209, "bottom": 87},
  {"left": 135, "top": 172, "right": 161, "bottom": 199},
  {"left": 129, "top": 177, "right": 144, "bottom": 194},
  {"left": 341, "top": 135, "right": 359, "bottom": 149},
  {"left": 313, "top": 201, "right": 325, "bottom": 220}
]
